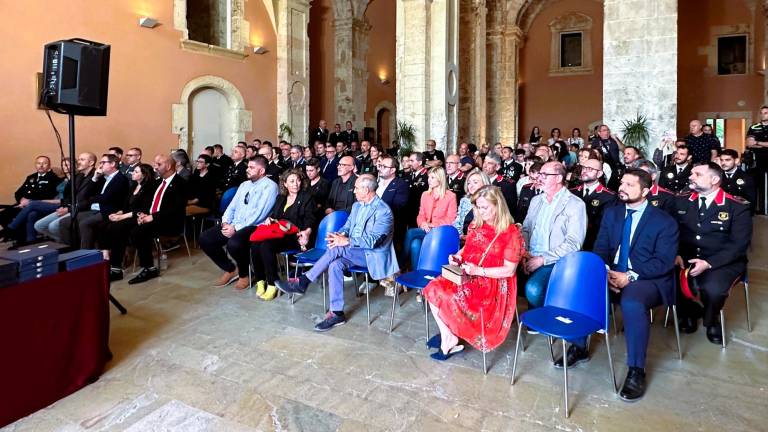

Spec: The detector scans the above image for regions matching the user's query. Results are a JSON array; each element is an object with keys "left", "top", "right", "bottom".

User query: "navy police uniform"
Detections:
[
  {"left": 571, "top": 182, "right": 617, "bottom": 251},
  {"left": 647, "top": 184, "right": 676, "bottom": 216},
  {"left": 447, "top": 171, "right": 465, "bottom": 202},
  {"left": 516, "top": 183, "right": 541, "bottom": 222},
  {"left": 659, "top": 163, "right": 692, "bottom": 194},
  {"left": 722, "top": 168, "right": 756, "bottom": 212}
]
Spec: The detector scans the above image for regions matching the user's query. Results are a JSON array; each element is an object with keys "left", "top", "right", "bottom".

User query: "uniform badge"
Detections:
[
  {"left": 718, "top": 212, "right": 729, "bottom": 221},
  {"left": 667, "top": 172, "right": 674, "bottom": 179},
  {"left": 591, "top": 199, "right": 600, "bottom": 207},
  {"left": 736, "top": 179, "right": 744, "bottom": 185},
  {"left": 651, "top": 200, "right": 659, "bottom": 206}
]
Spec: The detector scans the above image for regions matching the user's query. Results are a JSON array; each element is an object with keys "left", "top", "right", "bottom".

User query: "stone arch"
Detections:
[
  {"left": 513, "top": 0, "right": 602, "bottom": 35},
  {"left": 369, "top": 100, "right": 396, "bottom": 147},
  {"left": 172, "top": 75, "right": 252, "bottom": 151}
]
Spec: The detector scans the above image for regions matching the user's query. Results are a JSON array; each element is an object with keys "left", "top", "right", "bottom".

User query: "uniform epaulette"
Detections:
[
  {"left": 725, "top": 193, "right": 750, "bottom": 205},
  {"left": 595, "top": 184, "right": 615, "bottom": 194},
  {"left": 750, "top": 123, "right": 762, "bottom": 128}
]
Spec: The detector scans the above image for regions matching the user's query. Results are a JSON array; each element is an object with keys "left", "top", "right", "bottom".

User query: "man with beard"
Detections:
[
  {"left": 559, "top": 168, "right": 678, "bottom": 402},
  {"left": 637, "top": 160, "right": 676, "bottom": 216},
  {"left": 718, "top": 149, "right": 756, "bottom": 211},
  {"left": 659, "top": 145, "right": 693, "bottom": 193},
  {"left": 571, "top": 158, "right": 617, "bottom": 251}
]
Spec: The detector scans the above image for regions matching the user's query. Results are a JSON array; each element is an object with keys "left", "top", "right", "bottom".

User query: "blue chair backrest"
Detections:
[
  {"left": 543, "top": 251, "right": 609, "bottom": 331},
  {"left": 417, "top": 225, "right": 461, "bottom": 273},
  {"left": 314, "top": 211, "right": 349, "bottom": 250},
  {"left": 219, "top": 187, "right": 239, "bottom": 214}
]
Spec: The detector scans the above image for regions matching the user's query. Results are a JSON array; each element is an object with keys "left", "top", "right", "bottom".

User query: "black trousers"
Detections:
[
  {"left": 129, "top": 222, "right": 166, "bottom": 269},
  {"left": 678, "top": 261, "right": 746, "bottom": 327},
  {"left": 98, "top": 218, "right": 138, "bottom": 268},
  {"left": 0, "top": 207, "right": 21, "bottom": 229},
  {"left": 199, "top": 225, "right": 257, "bottom": 277},
  {"left": 250, "top": 235, "right": 299, "bottom": 285}
]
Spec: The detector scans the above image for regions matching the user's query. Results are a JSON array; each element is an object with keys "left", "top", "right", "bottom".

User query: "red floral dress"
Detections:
[{"left": 422, "top": 222, "right": 524, "bottom": 352}]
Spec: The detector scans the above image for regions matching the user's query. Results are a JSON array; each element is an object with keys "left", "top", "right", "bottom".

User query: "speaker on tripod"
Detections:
[{"left": 41, "top": 38, "right": 110, "bottom": 116}]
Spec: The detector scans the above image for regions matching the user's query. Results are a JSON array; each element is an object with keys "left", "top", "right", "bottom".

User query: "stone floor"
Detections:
[{"left": 4, "top": 218, "right": 768, "bottom": 431}]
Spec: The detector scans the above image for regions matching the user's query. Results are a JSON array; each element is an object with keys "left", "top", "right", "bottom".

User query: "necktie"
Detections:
[
  {"left": 698, "top": 197, "right": 707, "bottom": 219},
  {"left": 150, "top": 180, "right": 167, "bottom": 213},
  {"left": 677, "top": 167, "right": 682, "bottom": 175},
  {"left": 616, "top": 209, "right": 637, "bottom": 272},
  {"left": 584, "top": 187, "right": 589, "bottom": 198}
]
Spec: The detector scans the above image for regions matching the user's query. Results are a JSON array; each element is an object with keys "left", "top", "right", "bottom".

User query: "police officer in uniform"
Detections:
[
  {"left": 638, "top": 160, "right": 676, "bottom": 216},
  {"left": 342, "top": 121, "right": 359, "bottom": 146},
  {"left": 659, "top": 145, "right": 693, "bottom": 193},
  {"left": 406, "top": 153, "right": 429, "bottom": 227},
  {"left": 746, "top": 106, "right": 768, "bottom": 214},
  {"left": 719, "top": 148, "right": 756, "bottom": 211},
  {"left": 571, "top": 158, "right": 617, "bottom": 251},
  {"left": 675, "top": 162, "right": 752, "bottom": 345},
  {"left": 499, "top": 146, "right": 524, "bottom": 182},
  {"left": 0, "top": 155, "right": 62, "bottom": 231},
  {"left": 328, "top": 124, "right": 344, "bottom": 146},
  {"left": 517, "top": 161, "right": 544, "bottom": 222},
  {"left": 482, "top": 153, "right": 518, "bottom": 219},
  {"left": 219, "top": 146, "right": 248, "bottom": 191},
  {"left": 445, "top": 155, "right": 465, "bottom": 202},
  {"left": 309, "top": 120, "right": 329, "bottom": 147}
]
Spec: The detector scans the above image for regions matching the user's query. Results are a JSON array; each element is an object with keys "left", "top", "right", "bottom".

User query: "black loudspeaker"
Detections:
[{"left": 41, "top": 38, "right": 110, "bottom": 116}]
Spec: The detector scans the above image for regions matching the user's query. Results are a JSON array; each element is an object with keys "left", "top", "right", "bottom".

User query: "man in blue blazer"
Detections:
[
  {"left": 277, "top": 174, "right": 399, "bottom": 331},
  {"left": 558, "top": 168, "right": 678, "bottom": 402}
]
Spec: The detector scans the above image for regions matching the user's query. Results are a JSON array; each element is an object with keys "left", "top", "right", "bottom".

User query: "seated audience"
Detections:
[
  {"left": 482, "top": 152, "right": 517, "bottom": 218},
  {"left": 126, "top": 155, "right": 188, "bottom": 284},
  {"left": 187, "top": 154, "right": 218, "bottom": 215},
  {"left": 403, "top": 167, "right": 457, "bottom": 270},
  {"left": 718, "top": 149, "right": 756, "bottom": 210},
  {"left": 571, "top": 158, "right": 616, "bottom": 251},
  {"left": 212, "top": 144, "right": 233, "bottom": 173},
  {"left": 63, "top": 153, "right": 129, "bottom": 249},
  {"left": 320, "top": 143, "right": 341, "bottom": 182},
  {"left": 305, "top": 158, "right": 330, "bottom": 219},
  {"left": 172, "top": 149, "right": 192, "bottom": 180},
  {"left": 324, "top": 156, "right": 357, "bottom": 214},
  {"left": 258, "top": 144, "right": 283, "bottom": 183},
  {"left": 0, "top": 155, "right": 63, "bottom": 233},
  {"left": 445, "top": 154, "right": 465, "bottom": 202},
  {"left": 199, "top": 155, "right": 278, "bottom": 289},
  {"left": 220, "top": 145, "right": 247, "bottom": 191},
  {"left": 452, "top": 168, "right": 490, "bottom": 237},
  {"left": 406, "top": 153, "right": 429, "bottom": 226},
  {"left": 458, "top": 142, "right": 475, "bottom": 172},
  {"left": 98, "top": 163, "right": 155, "bottom": 281},
  {"left": 34, "top": 153, "right": 98, "bottom": 243},
  {"left": 275, "top": 174, "right": 399, "bottom": 331},
  {"left": 423, "top": 139, "right": 445, "bottom": 168},
  {"left": 659, "top": 145, "right": 692, "bottom": 193},
  {"left": 675, "top": 162, "right": 752, "bottom": 345},
  {"left": 376, "top": 154, "right": 410, "bottom": 294},
  {"left": 108, "top": 147, "right": 127, "bottom": 174},
  {"left": 251, "top": 169, "right": 316, "bottom": 301},
  {"left": 122, "top": 147, "right": 143, "bottom": 177},
  {"left": 516, "top": 161, "right": 544, "bottom": 222},
  {"left": 636, "top": 160, "right": 676, "bottom": 216},
  {"left": 521, "top": 162, "right": 586, "bottom": 309},
  {"left": 561, "top": 168, "right": 678, "bottom": 402},
  {"left": 423, "top": 185, "right": 524, "bottom": 359},
  {"left": 287, "top": 145, "right": 306, "bottom": 169}
]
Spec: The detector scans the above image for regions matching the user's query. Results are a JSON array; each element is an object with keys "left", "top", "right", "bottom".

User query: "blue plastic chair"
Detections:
[
  {"left": 388, "top": 226, "right": 460, "bottom": 337},
  {"left": 199, "top": 187, "right": 239, "bottom": 236},
  {"left": 510, "top": 251, "right": 616, "bottom": 418},
  {"left": 348, "top": 264, "right": 375, "bottom": 325},
  {"left": 288, "top": 211, "right": 349, "bottom": 310}
]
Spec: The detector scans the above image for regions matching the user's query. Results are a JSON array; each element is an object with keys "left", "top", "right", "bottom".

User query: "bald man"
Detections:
[
  {"left": 121, "top": 154, "right": 188, "bottom": 284},
  {"left": 684, "top": 120, "right": 720, "bottom": 164},
  {"left": 570, "top": 158, "right": 617, "bottom": 251},
  {"left": 325, "top": 156, "right": 358, "bottom": 214}
]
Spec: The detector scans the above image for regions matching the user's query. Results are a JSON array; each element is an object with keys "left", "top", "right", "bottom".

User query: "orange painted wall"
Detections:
[
  {"left": 0, "top": 0, "right": 276, "bottom": 202},
  {"left": 308, "top": 0, "right": 396, "bottom": 129},
  {"left": 677, "top": 0, "right": 764, "bottom": 141},
  {"left": 518, "top": 0, "right": 603, "bottom": 142}
]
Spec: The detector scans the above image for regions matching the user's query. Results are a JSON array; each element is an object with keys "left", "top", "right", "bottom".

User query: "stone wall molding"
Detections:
[{"left": 276, "top": 0, "right": 311, "bottom": 145}]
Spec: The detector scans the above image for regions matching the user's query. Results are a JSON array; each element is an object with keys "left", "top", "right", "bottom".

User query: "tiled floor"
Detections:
[{"left": 3, "top": 218, "right": 768, "bottom": 431}]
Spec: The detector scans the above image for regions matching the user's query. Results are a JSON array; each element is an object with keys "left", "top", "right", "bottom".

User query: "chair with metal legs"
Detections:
[
  {"left": 511, "top": 252, "right": 617, "bottom": 419},
  {"left": 718, "top": 272, "right": 752, "bottom": 348}
]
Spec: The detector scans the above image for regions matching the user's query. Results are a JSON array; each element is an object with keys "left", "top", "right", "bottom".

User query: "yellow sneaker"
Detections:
[
  {"left": 255, "top": 280, "right": 266, "bottom": 297},
  {"left": 260, "top": 285, "right": 278, "bottom": 301}
]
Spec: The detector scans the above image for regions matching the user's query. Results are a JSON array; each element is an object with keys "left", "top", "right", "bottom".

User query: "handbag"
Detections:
[
  {"left": 249, "top": 220, "right": 299, "bottom": 242},
  {"left": 441, "top": 229, "right": 502, "bottom": 285}
]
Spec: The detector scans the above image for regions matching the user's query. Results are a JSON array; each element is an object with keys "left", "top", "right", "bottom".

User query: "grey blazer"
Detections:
[{"left": 522, "top": 189, "right": 587, "bottom": 266}]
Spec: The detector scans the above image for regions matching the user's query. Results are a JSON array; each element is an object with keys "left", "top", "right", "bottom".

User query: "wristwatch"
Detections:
[{"left": 627, "top": 273, "right": 637, "bottom": 283}]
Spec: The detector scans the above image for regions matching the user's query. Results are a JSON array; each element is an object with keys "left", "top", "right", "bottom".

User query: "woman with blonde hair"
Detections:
[
  {"left": 402, "top": 166, "right": 457, "bottom": 270},
  {"left": 452, "top": 168, "right": 491, "bottom": 237},
  {"left": 422, "top": 185, "right": 525, "bottom": 360}
]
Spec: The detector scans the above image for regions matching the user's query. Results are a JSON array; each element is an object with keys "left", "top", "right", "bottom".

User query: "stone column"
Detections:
[
  {"left": 276, "top": 0, "right": 310, "bottom": 146},
  {"left": 396, "top": 0, "right": 459, "bottom": 153},
  {"left": 487, "top": 24, "right": 523, "bottom": 146},
  {"left": 470, "top": 1, "right": 488, "bottom": 145},
  {"left": 603, "top": 0, "right": 677, "bottom": 152},
  {"left": 333, "top": 12, "right": 371, "bottom": 130},
  {"left": 763, "top": 1, "right": 768, "bottom": 106}
]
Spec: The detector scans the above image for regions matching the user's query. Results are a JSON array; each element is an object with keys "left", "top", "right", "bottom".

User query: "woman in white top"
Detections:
[{"left": 566, "top": 127, "right": 584, "bottom": 147}]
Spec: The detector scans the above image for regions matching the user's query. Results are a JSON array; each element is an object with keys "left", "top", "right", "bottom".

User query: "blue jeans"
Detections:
[
  {"left": 403, "top": 228, "right": 427, "bottom": 270},
  {"left": 8, "top": 201, "right": 58, "bottom": 241},
  {"left": 523, "top": 263, "right": 556, "bottom": 309},
  {"left": 305, "top": 245, "right": 367, "bottom": 312}
]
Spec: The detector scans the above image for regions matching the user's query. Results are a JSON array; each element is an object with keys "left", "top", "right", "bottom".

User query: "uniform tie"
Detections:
[
  {"left": 698, "top": 196, "right": 707, "bottom": 219},
  {"left": 616, "top": 209, "right": 637, "bottom": 272}
]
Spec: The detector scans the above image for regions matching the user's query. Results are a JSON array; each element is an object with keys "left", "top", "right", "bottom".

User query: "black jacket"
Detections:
[
  {"left": 61, "top": 170, "right": 99, "bottom": 210},
  {"left": 188, "top": 172, "right": 218, "bottom": 210},
  {"left": 148, "top": 175, "right": 188, "bottom": 235},
  {"left": 326, "top": 174, "right": 357, "bottom": 212},
  {"left": 721, "top": 168, "right": 756, "bottom": 210},
  {"left": 220, "top": 160, "right": 247, "bottom": 191},
  {"left": 269, "top": 190, "right": 317, "bottom": 231},
  {"left": 14, "top": 171, "right": 62, "bottom": 203},
  {"left": 659, "top": 163, "right": 692, "bottom": 194},
  {"left": 82, "top": 172, "right": 130, "bottom": 218}
]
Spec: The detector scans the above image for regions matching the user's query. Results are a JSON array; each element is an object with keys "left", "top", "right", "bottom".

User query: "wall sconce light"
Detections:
[
  {"left": 253, "top": 46, "right": 268, "bottom": 55},
  {"left": 139, "top": 17, "right": 159, "bottom": 28}
]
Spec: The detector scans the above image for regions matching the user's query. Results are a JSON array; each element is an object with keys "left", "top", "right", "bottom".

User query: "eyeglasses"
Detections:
[
  {"left": 99, "top": 160, "right": 113, "bottom": 164},
  {"left": 126, "top": 153, "right": 140, "bottom": 157},
  {"left": 377, "top": 164, "right": 394, "bottom": 169},
  {"left": 579, "top": 166, "right": 599, "bottom": 172},
  {"left": 538, "top": 172, "right": 561, "bottom": 177},
  {"left": 338, "top": 163, "right": 354, "bottom": 167},
  {"left": 445, "top": 161, "right": 459, "bottom": 165}
]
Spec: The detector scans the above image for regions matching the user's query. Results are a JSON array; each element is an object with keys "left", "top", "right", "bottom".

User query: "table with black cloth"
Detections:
[{"left": 0, "top": 262, "right": 111, "bottom": 428}]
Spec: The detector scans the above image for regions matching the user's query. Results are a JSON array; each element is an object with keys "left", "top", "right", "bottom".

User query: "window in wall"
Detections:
[
  {"left": 174, "top": 0, "right": 249, "bottom": 59},
  {"left": 560, "top": 32, "right": 582, "bottom": 68},
  {"left": 717, "top": 35, "right": 747, "bottom": 75}
]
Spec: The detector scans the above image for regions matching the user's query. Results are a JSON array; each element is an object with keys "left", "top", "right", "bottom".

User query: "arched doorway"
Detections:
[
  {"left": 376, "top": 108, "right": 391, "bottom": 147},
  {"left": 189, "top": 88, "right": 231, "bottom": 158}
]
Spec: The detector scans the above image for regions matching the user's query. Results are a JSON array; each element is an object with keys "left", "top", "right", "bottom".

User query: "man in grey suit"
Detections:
[
  {"left": 277, "top": 174, "right": 400, "bottom": 331},
  {"left": 521, "top": 161, "right": 587, "bottom": 308}
]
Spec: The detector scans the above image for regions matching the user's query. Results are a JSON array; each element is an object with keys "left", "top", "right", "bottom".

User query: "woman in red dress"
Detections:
[{"left": 422, "top": 185, "right": 525, "bottom": 359}]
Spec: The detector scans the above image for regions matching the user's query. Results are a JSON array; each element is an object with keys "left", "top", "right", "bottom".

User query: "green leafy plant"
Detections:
[
  {"left": 396, "top": 120, "right": 417, "bottom": 158},
  {"left": 278, "top": 122, "right": 293, "bottom": 141},
  {"left": 621, "top": 113, "right": 651, "bottom": 152}
]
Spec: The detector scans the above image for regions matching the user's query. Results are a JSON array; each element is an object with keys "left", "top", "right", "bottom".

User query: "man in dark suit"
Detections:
[
  {"left": 287, "top": 145, "right": 306, "bottom": 170},
  {"left": 211, "top": 144, "right": 234, "bottom": 173},
  {"left": 309, "top": 120, "right": 329, "bottom": 147},
  {"left": 70, "top": 153, "right": 129, "bottom": 249},
  {"left": 328, "top": 123, "right": 344, "bottom": 146},
  {"left": 126, "top": 154, "right": 189, "bottom": 284},
  {"left": 719, "top": 149, "right": 756, "bottom": 210},
  {"left": 659, "top": 145, "right": 693, "bottom": 193},
  {"left": 571, "top": 158, "right": 617, "bottom": 251},
  {"left": 342, "top": 121, "right": 359, "bottom": 146},
  {"left": 305, "top": 158, "right": 330, "bottom": 220},
  {"left": 675, "top": 162, "right": 752, "bottom": 345},
  {"left": 560, "top": 168, "right": 678, "bottom": 402},
  {"left": 257, "top": 145, "right": 284, "bottom": 184},
  {"left": 590, "top": 124, "right": 622, "bottom": 172},
  {"left": 320, "top": 143, "right": 341, "bottom": 182}
]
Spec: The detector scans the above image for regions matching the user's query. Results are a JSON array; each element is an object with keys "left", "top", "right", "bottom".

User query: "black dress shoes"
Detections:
[
  {"left": 678, "top": 317, "right": 698, "bottom": 334},
  {"left": 553, "top": 344, "right": 590, "bottom": 369},
  {"left": 128, "top": 267, "right": 159, "bottom": 284},
  {"left": 619, "top": 367, "right": 646, "bottom": 402},
  {"left": 706, "top": 325, "right": 723, "bottom": 345},
  {"left": 109, "top": 268, "right": 124, "bottom": 282}
]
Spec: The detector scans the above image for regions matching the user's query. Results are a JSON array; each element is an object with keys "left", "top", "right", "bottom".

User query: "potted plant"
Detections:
[
  {"left": 620, "top": 113, "right": 651, "bottom": 154},
  {"left": 278, "top": 122, "right": 294, "bottom": 141},
  {"left": 396, "top": 120, "right": 416, "bottom": 158}
]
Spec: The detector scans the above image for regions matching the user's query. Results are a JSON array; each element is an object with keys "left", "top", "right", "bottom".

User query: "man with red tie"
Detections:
[{"left": 127, "top": 154, "right": 188, "bottom": 284}]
